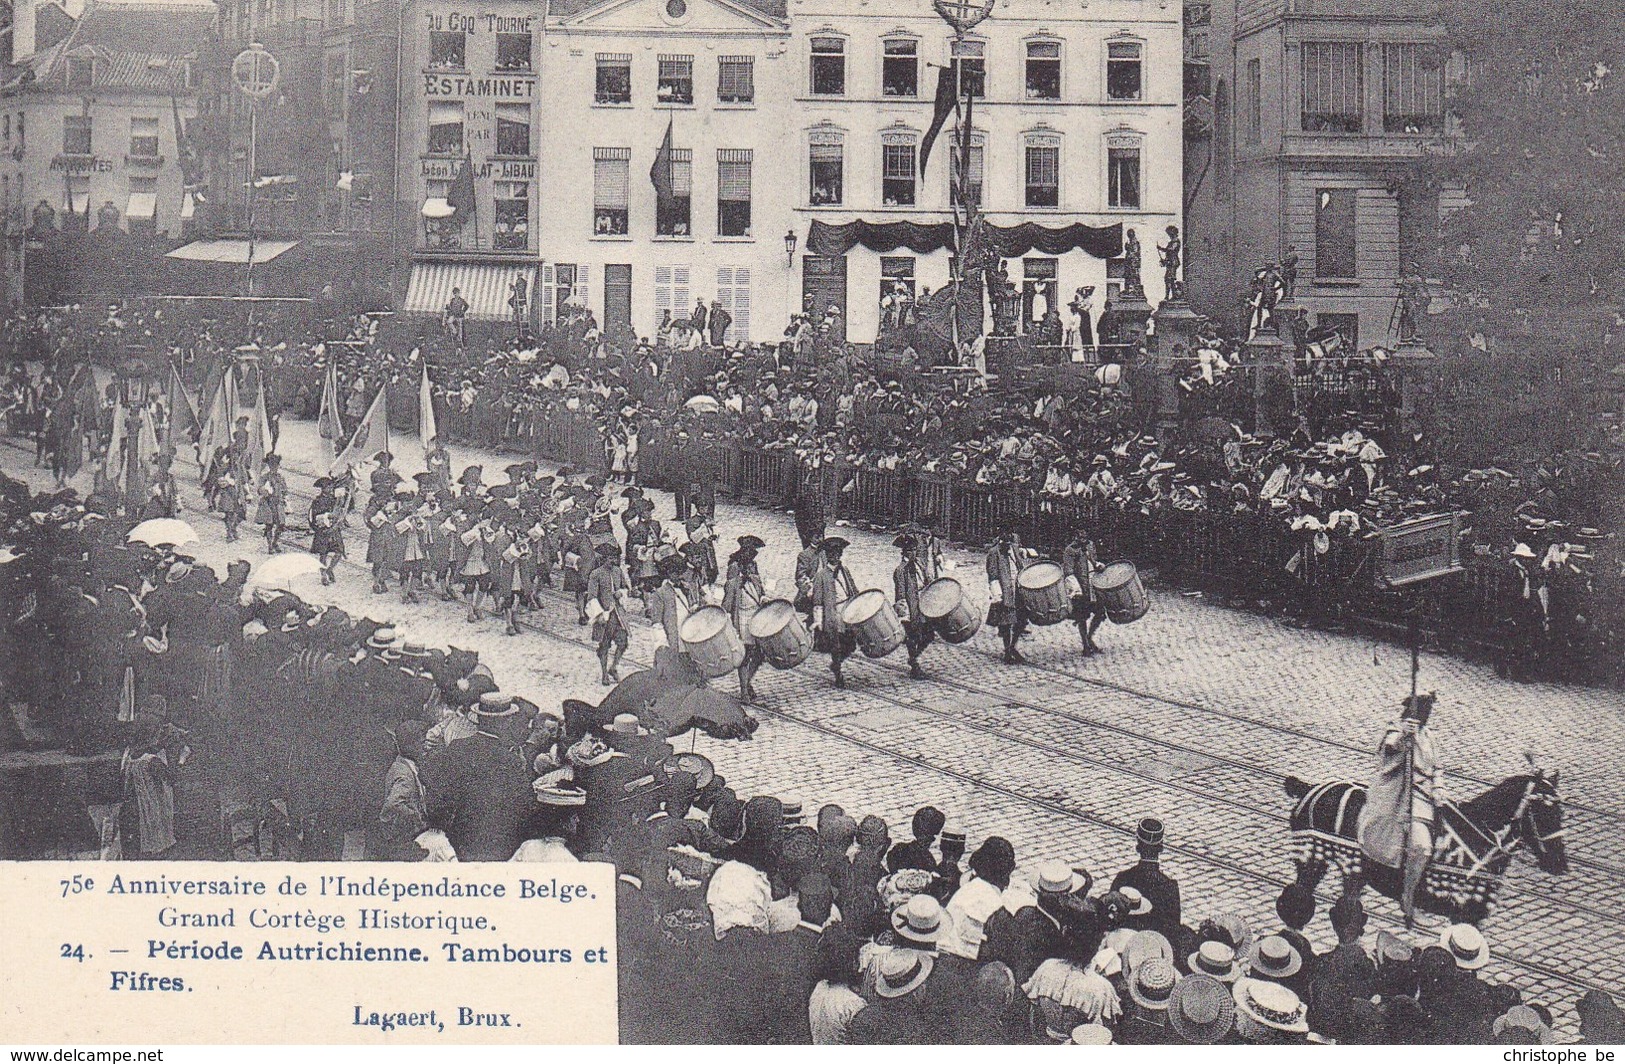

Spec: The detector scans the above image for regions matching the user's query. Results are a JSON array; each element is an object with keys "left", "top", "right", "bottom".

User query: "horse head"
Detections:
[{"left": 1515, "top": 765, "right": 1568, "bottom": 876}]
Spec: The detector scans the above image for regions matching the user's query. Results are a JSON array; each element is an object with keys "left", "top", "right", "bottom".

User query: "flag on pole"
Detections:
[
  {"left": 130, "top": 410, "right": 160, "bottom": 503},
  {"left": 167, "top": 364, "right": 199, "bottom": 449},
  {"left": 918, "top": 67, "right": 959, "bottom": 180},
  {"left": 333, "top": 386, "right": 389, "bottom": 474},
  {"left": 418, "top": 363, "right": 438, "bottom": 462},
  {"left": 316, "top": 359, "right": 343, "bottom": 472},
  {"left": 198, "top": 369, "right": 234, "bottom": 475},
  {"left": 103, "top": 399, "right": 127, "bottom": 481},
  {"left": 650, "top": 116, "right": 675, "bottom": 210},
  {"left": 245, "top": 378, "right": 272, "bottom": 493},
  {"left": 447, "top": 154, "right": 476, "bottom": 219}
]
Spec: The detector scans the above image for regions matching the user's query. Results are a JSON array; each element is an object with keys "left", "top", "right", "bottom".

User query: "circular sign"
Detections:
[
  {"left": 932, "top": 0, "right": 995, "bottom": 32},
  {"left": 232, "top": 44, "right": 281, "bottom": 100}
]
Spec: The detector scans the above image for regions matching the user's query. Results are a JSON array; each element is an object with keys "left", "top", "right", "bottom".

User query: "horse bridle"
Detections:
[{"left": 1509, "top": 779, "right": 1566, "bottom": 857}]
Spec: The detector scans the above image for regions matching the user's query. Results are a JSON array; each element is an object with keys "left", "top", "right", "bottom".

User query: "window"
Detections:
[
  {"left": 658, "top": 55, "right": 694, "bottom": 104},
  {"left": 882, "top": 136, "right": 917, "bottom": 206},
  {"left": 811, "top": 37, "right": 845, "bottom": 95},
  {"left": 717, "top": 149, "right": 752, "bottom": 237},
  {"left": 716, "top": 266, "right": 752, "bottom": 340},
  {"left": 64, "top": 177, "right": 90, "bottom": 224},
  {"left": 654, "top": 265, "right": 692, "bottom": 324},
  {"left": 494, "top": 181, "right": 528, "bottom": 249},
  {"left": 428, "top": 30, "right": 465, "bottom": 70},
  {"left": 1315, "top": 188, "right": 1356, "bottom": 277},
  {"left": 809, "top": 132, "right": 843, "bottom": 206},
  {"left": 593, "top": 147, "right": 630, "bottom": 235},
  {"left": 1302, "top": 42, "right": 1363, "bottom": 133},
  {"left": 657, "top": 148, "right": 692, "bottom": 237},
  {"left": 1022, "top": 258, "right": 1059, "bottom": 328},
  {"left": 1107, "top": 41, "right": 1143, "bottom": 101},
  {"left": 495, "top": 102, "right": 530, "bottom": 156},
  {"left": 126, "top": 176, "right": 158, "bottom": 233},
  {"left": 66, "top": 56, "right": 95, "bottom": 89},
  {"left": 951, "top": 40, "right": 986, "bottom": 97},
  {"left": 129, "top": 116, "right": 160, "bottom": 158},
  {"left": 1383, "top": 44, "right": 1444, "bottom": 133},
  {"left": 596, "top": 54, "right": 631, "bottom": 104},
  {"left": 496, "top": 31, "right": 532, "bottom": 72},
  {"left": 880, "top": 256, "right": 915, "bottom": 311},
  {"left": 1025, "top": 139, "right": 1060, "bottom": 208},
  {"left": 883, "top": 39, "right": 918, "bottom": 97},
  {"left": 1026, "top": 41, "right": 1061, "bottom": 100},
  {"left": 63, "top": 114, "right": 92, "bottom": 156},
  {"left": 427, "top": 101, "right": 463, "bottom": 154},
  {"left": 1107, "top": 144, "right": 1141, "bottom": 208},
  {"left": 718, "top": 56, "right": 754, "bottom": 103},
  {"left": 950, "top": 133, "right": 985, "bottom": 208},
  {"left": 1244, "top": 58, "right": 1261, "bottom": 143},
  {"left": 542, "top": 263, "right": 590, "bottom": 324}
]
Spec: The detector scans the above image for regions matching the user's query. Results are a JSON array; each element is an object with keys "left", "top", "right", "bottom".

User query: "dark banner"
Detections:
[{"left": 806, "top": 219, "right": 1123, "bottom": 260}]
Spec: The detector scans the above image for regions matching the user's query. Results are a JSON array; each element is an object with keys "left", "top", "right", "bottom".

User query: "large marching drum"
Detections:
[
  {"left": 841, "top": 590, "right": 906, "bottom": 659},
  {"left": 1091, "top": 562, "right": 1150, "bottom": 625},
  {"left": 680, "top": 605, "right": 745, "bottom": 678},
  {"left": 919, "top": 577, "right": 982, "bottom": 644},
  {"left": 1017, "top": 562, "right": 1071, "bottom": 626},
  {"left": 747, "top": 599, "right": 813, "bottom": 670}
]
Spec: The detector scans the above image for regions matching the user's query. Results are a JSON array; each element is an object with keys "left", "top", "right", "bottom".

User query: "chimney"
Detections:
[{"left": 12, "top": 0, "right": 37, "bottom": 63}]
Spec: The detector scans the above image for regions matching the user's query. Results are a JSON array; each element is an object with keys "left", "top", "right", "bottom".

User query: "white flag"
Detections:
[
  {"left": 333, "top": 387, "right": 389, "bottom": 474},
  {"left": 419, "top": 363, "right": 438, "bottom": 462}
]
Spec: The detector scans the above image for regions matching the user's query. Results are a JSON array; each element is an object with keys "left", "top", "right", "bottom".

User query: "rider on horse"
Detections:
[{"left": 1357, "top": 692, "right": 1442, "bottom": 927}]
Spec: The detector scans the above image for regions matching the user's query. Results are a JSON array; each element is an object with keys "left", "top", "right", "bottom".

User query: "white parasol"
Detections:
[
  {"left": 246, "top": 552, "right": 325, "bottom": 592},
  {"left": 127, "top": 518, "right": 200, "bottom": 548}
]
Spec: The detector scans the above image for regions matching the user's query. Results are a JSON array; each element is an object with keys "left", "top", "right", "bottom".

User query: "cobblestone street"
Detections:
[{"left": 8, "top": 421, "right": 1623, "bottom": 1037}]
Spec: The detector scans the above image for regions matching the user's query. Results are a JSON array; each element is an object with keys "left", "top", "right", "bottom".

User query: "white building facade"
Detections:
[
  {"left": 787, "top": 0, "right": 1185, "bottom": 343},
  {"left": 534, "top": 0, "right": 794, "bottom": 343}
]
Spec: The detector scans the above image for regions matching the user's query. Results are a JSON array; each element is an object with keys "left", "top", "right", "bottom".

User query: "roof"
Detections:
[
  {"left": 30, "top": 0, "right": 216, "bottom": 92},
  {"left": 548, "top": 0, "right": 788, "bottom": 21}
]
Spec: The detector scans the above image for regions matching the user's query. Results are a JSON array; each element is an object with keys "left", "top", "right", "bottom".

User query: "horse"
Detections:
[{"left": 1283, "top": 767, "right": 1567, "bottom": 925}]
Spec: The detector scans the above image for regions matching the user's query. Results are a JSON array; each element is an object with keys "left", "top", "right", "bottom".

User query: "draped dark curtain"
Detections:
[{"left": 806, "top": 219, "right": 1123, "bottom": 260}]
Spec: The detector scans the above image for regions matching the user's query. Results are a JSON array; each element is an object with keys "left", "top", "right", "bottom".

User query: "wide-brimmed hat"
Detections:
[
  {"left": 736, "top": 534, "right": 765, "bottom": 550},
  {"left": 1069, "top": 1024, "right": 1113, "bottom": 1045},
  {"left": 1248, "top": 935, "right": 1304, "bottom": 980},
  {"left": 890, "top": 894, "right": 944, "bottom": 947},
  {"left": 1188, "top": 940, "right": 1243, "bottom": 983},
  {"left": 1119, "top": 885, "right": 1154, "bottom": 915},
  {"left": 1128, "top": 957, "right": 1178, "bottom": 1011},
  {"left": 820, "top": 536, "right": 849, "bottom": 553},
  {"left": 1439, "top": 924, "right": 1489, "bottom": 970},
  {"left": 1124, "top": 930, "right": 1174, "bottom": 975},
  {"left": 1169, "top": 973, "right": 1237, "bottom": 1044},
  {"left": 1234, "top": 978, "right": 1309, "bottom": 1034},
  {"left": 874, "top": 950, "right": 933, "bottom": 999}
]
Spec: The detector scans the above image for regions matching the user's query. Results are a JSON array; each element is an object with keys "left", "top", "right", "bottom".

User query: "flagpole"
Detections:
[
  {"left": 467, "top": 150, "right": 480, "bottom": 250},
  {"left": 245, "top": 98, "right": 257, "bottom": 297}
]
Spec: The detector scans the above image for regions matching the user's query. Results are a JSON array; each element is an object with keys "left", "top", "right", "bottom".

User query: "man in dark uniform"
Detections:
[
  {"left": 420, "top": 692, "right": 539, "bottom": 861},
  {"left": 810, "top": 536, "right": 858, "bottom": 689},
  {"left": 1109, "top": 817, "right": 1182, "bottom": 942},
  {"left": 1062, "top": 527, "right": 1107, "bottom": 655},
  {"left": 892, "top": 534, "right": 933, "bottom": 679}
]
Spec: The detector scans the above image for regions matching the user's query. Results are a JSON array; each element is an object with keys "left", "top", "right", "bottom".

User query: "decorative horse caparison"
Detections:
[{"left": 1284, "top": 770, "right": 1568, "bottom": 924}]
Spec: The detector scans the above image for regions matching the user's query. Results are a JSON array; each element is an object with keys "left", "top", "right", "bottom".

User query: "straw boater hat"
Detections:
[
  {"left": 1124, "top": 930, "right": 1175, "bottom": 976},
  {"left": 1233, "top": 978, "right": 1310, "bottom": 1035},
  {"left": 1438, "top": 924, "right": 1489, "bottom": 971},
  {"left": 1188, "top": 940, "right": 1244, "bottom": 984},
  {"left": 1119, "top": 885, "right": 1154, "bottom": 916},
  {"left": 890, "top": 894, "right": 945, "bottom": 948},
  {"left": 1168, "top": 973, "right": 1238, "bottom": 1044},
  {"left": 602, "top": 712, "right": 649, "bottom": 737},
  {"left": 1247, "top": 935, "right": 1305, "bottom": 981},
  {"left": 874, "top": 950, "right": 933, "bottom": 999},
  {"left": 476, "top": 691, "right": 517, "bottom": 722},
  {"left": 365, "top": 626, "right": 399, "bottom": 650},
  {"left": 1069, "top": 1024, "right": 1113, "bottom": 1045},
  {"left": 1035, "top": 861, "right": 1089, "bottom": 896},
  {"left": 1128, "top": 957, "right": 1178, "bottom": 1011}
]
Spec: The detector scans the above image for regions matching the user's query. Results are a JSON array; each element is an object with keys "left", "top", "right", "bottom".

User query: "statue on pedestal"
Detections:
[
  {"left": 1280, "top": 246, "right": 1299, "bottom": 302},
  {"left": 1396, "top": 264, "right": 1428, "bottom": 343},
  {"left": 1122, "top": 228, "right": 1144, "bottom": 302},
  {"left": 1157, "top": 225, "right": 1183, "bottom": 302}
]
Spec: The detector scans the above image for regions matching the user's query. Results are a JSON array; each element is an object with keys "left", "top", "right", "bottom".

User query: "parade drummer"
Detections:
[
  {"left": 893, "top": 534, "right": 933, "bottom": 680},
  {"left": 396, "top": 491, "right": 427, "bottom": 606},
  {"left": 985, "top": 524, "right": 1029, "bottom": 665},
  {"left": 586, "top": 541, "right": 631, "bottom": 687},
  {"left": 256, "top": 453, "right": 287, "bottom": 554},
  {"left": 1062, "top": 527, "right": 1107, "bottom": 656},
  {"left": 811, "top": 536, "right": 858, "bottom": 689},
  {"left": 647, "top": 554, "right": 692, "bottom": 652},
  {"left": 310, "top": 476, "right": 344, "bottom": 586},
  {"left": 794, "top": 530, "right": 823, "bottom": 626},
  {"left": 724, "top": 535, "right": 768, "bottom": 702}
]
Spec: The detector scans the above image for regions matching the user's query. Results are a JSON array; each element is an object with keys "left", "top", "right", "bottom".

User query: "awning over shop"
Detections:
[
  {"left": 403, "top": 261, "right": 536, "bottom": 322},
  {"left": 164, "top": 239, "right": 300, "bottom": 265},
  {"left": 806, "top": 219, "right": 1123, "bottom": 260}
]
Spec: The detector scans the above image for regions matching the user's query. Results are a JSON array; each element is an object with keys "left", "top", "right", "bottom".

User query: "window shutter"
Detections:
[
  {"left": 732, "top": 267, "right": 751, "bottom": 340},
  {"left": 672, "top": 148, "right": 693, "bottom": 197},
  {"left": 540, "top": 263, "right": 557, "bottom": 324},
  {"left": 593, "top": 148, "right": 631, "bottom": 209},
  {"left": 718, "top": 149, "right": 753, "bottom": 202}
]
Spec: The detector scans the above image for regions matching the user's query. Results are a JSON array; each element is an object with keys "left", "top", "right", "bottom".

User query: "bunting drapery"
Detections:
[{"left": 805, "top": 219, "right": 1123, "bottom": 260}]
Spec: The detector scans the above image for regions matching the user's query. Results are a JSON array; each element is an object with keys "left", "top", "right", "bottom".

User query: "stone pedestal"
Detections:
[
  {"left": 1152, "top": 298, "right": 1202, "bottom": 358},
  {"left": 1114, "top": 294, "right": 1155, "bottom": 354},
  {"left": 1246, "top": 324, "right": 1291, "bottom": 436},
  {"left": 1388, "top": 341, "right": 1436, "bottom": 435}
]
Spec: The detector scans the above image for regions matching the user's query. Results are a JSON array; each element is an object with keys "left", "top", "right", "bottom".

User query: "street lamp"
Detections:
[{"left": 784, "top": 228, "right": 798, "bottom": 268}]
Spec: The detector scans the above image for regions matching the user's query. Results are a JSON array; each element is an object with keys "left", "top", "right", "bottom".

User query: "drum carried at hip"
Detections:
[
  {"left": 919, "top": 577, "right": 982, "bottom": 644},
  {"left": 680, "top": 605, "right": 745, "bottom": 678},
  {"left": 747, "top": 599, "right": 813, "bottom": 670},
  {"left": 840, "top": 590, "right": 906, "bottom": 659},
  {"left": 1017, "top": 562, "right": 1071, "bottom": 626},
  {"left": 1091, "top": 561, "right": 1150, "bottom": 624}
]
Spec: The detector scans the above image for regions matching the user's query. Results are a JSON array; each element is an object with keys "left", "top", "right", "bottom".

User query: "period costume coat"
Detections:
[
  {"left": 723, "top": 557, "right": 765, "bottom": 646},
  {"left": 1357, "top": 719, "right": 1440, "bottom": 869}
]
